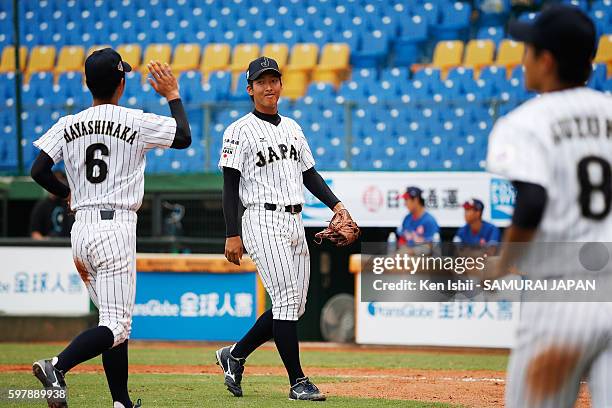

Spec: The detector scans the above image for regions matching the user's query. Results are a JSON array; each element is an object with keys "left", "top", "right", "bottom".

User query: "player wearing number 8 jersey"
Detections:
[
  {"left": 30, "top": 49, "right": 191, "bottom": 408},
  {"left": 486, "top": 6, "right": 612, "bottom": 407}
]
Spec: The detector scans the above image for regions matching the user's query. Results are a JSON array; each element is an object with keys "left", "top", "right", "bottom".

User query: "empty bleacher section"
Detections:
[{"left": 0, "top": 0, "right": 611, "bottom": 173}]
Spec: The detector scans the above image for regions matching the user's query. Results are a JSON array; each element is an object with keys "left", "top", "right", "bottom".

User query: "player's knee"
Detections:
[
  {"left": 112, "top": 325, "right": 131, "bottom": 347},
  {"left": 102, "top": 320, "right": 132, "bottom": 347}
]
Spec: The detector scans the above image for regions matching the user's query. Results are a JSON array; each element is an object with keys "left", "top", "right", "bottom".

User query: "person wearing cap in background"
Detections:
[
  {"left": 453, "top": 198, "right": 500, "bottom": 250},
  {"left": 484, "top": 4, "right": 612, "bottom": 407},
  {"left": 396, "top": 186, "right": 440, "bottom": 254}
]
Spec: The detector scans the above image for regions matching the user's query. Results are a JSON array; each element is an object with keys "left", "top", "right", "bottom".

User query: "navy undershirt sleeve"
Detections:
[
  {"left": 30, "top": 151, "right": 70, "bottom": 199},
  {"left": 302, "top": 167, "right": 340, "bottom": 210},
  {"left": 223, "top": 167, "right": 241, "bottom": 237},
  {"left": 511, "top": 181, "right": 548, "bottom": 229}
]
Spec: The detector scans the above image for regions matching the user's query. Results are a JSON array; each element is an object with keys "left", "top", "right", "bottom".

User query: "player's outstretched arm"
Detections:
[{"left": 147, "top": 61, "right": 192, "bottom": 149}]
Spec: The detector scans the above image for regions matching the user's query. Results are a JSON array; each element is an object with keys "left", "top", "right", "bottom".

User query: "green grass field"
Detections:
[{"left": 0, "top": 343, "right": 509, "bottom": 407}]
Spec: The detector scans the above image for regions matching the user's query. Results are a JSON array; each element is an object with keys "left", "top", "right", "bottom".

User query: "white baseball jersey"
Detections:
[
  {"left": 219, "top": 113, "right": 315, "bottom": 320},
  {"left": 487, "top": 87, "right": 612, "bottom": 243},
  {"left": 487, "top": 87, "right": 612, "bottom": 408},
  {"left": 33, "top": 103, "right": 176, "bottom": 346},
  {"left": 34, "top": 104, "right": 176, "bottom": 211},
  {"left": 218, "top": 112, "right": 316, "bottom": 207}
]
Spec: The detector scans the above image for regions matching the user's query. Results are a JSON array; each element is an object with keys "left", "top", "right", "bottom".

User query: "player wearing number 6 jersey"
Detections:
[
  {"left": 486, "top": 6, "right": 612, "bottom": 407},
  {"left": 30, "top": 48, "right": 191, "bottom": 408}
]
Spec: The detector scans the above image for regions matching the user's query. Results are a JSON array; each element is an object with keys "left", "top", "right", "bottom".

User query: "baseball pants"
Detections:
[
  {"left": 242, "top": 205, "right": 310, "bottom": 321},
  {"left": 506, "top": 301, "right": 612, "bottom": 408},
  {"left": 71, "top": 209, "right": 138, "bottom": 347}
]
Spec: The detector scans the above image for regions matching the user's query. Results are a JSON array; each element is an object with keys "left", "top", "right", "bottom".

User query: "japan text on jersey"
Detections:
[{"left": 218, "top": 112, "right": 316, "bottom": 207}]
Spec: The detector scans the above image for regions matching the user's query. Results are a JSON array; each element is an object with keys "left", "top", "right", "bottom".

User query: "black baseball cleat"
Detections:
[
  {"left": 289, "top": 377, "right": 326, "bottom": 401},
  {"left": 32, "top": 359, "right": 68, "bottom": 408},
  {"left": 215, "top": 345, "right": 246, "bottom": 397},
  {"left": 134, "top": 399, "right": 142, "bottom": 407}
]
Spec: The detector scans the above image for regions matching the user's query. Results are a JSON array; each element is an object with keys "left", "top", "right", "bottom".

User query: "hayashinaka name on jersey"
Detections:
[
  {"left": 63, "top": 120, "right": 138, "bottom": 145},
  {"left": 255, "top": 143, "right": 299, "bottom": 167}
]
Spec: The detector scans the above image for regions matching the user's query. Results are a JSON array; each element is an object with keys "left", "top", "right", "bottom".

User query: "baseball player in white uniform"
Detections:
[
  {"left": 30, "top": 49, "right": 191, "bottom": 408},
  {"left": 214, "top": 57, "right": 355, "bottom": 401},
  {"left": 486, "top": 6, "right": 612, "bottom": 407}
]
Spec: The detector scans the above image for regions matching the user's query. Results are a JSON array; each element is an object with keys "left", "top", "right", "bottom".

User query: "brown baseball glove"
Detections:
[{"left": 314, "top": 209, "right": 361, "bottom": 247}]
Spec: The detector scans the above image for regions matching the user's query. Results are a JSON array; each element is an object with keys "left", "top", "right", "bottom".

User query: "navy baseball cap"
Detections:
[
  {"left": 85, "top": 48, "right": 132, "bottom": 94},
  {"left": 463, "top": 199, "right": 484, "bottom": 212},
  {"left": 508, "top": 4, "right": 597, "bottom": 65},
  {"left": 400, "top": 186, "right": 423, "bottom": 200},
  {"left": 246, "top": 56, "right": 282, "bottom": 81}
]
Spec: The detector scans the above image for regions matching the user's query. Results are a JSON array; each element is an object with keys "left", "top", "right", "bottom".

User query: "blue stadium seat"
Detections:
[
  {"left": 395, "top": 15, "right": 427, "bottom": 65},
  {"left": 179, "top": 71, "right": 207, "bottom": 104},
  {"left": 463, "top": 78, "right": 496, "bottom": 101},
  {"left": 591, "top": 0, "right": 612, "bottom": 13},
  {"left": 0, "top": 73, "right": 16, "bottom": 102},
  {"left": 480, "top": 66, "right": 507, "bottom": 93},
  {"left": 124, "top": 71, "right": 143, "bottom": 96},
  {"left": 279, "top": 29, "right": 299, "bottom": 47},
  {"left": 562, "top": 0, "right": 590, "bottom": 11},
  {"left": 352, "top": 68, "right": 378, "bottom": 81},
  {"left": 338, "top": 13, "right": 367, "bottom": 33},
  {"left": 476, "top": 0, "right": 511, "bottom": 26},
  {"left": 518, "top": 11, "right": 538, "bottom": 22},
  {"left": 437, "top": 1, "right": 471, "bottom": 40},
  {"left": 365, "top": 13, "right": 400, "bottom": 38},
  {"left": 307, "top": 120, "right": 331, "bottom": 141},
  {"left": 338, "top": 80, "right": 368, "bottom": 102},
  {"left": 23, "top": 72, "right": 55, "bottom": 108},
  {"left": 304, "top": 82, "right": 336, "bottom": 102},
  {"left": 352, "top": 30, "right": 389, "bottom": 68},
  {"left": 588, "top": 63, "right": 608, "bottom": 90},
  {"left": 404, "top": 72, "right": 437, "bottom": 102},
  {"left": 331, "top": 29, "right": 361, "bottom": 51},
  {"left": 381, "top": 2, "right": 413, "bottom": 20},
  {"left": 369, "top": 79, "right": 400, "bottom": 101},
  {"left": 57, "top": 72, "right": 89, "bottom": 107},
  {"left": 476, "top": 26, "right": 504, "bottom": 44},
  {"left": 381, "top": 67, "right": 410, "bottom": 83},
  {"left": 414, "top": 67, "right": 442, "bottom": 86},
  {"left": 590, "top": 8, "right": 610, "bottom": 36},
  {"left": 298, "top": 28, "right": 332, "bottom": 47},
  {"left": 415, "top": 2, "right": 441, "bottom": 27},
  {"left": 209, "top": 71, "right": 232, "bottom": 101},
  {"left": 447, "top": 67, "right": 475, "bottom": 86},
  {"left": 435, "top": 79, "right": 463, "bottom": 103},
  {"left": 289, "top": 103, "right": 317, "bottom": 124}
]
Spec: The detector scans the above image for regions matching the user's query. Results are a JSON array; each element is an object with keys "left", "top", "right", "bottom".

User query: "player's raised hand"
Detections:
[
  {"left": 147, "top": 60, "right": 180, "bottom": 101},
  {"left": 225, "top": 236, "right": 243, "bottom": 266}
]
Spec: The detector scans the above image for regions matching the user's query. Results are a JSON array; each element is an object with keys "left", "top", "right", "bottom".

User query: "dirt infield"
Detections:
[{"left": 1, "top": 362, "right": 590, "bottom": 407}]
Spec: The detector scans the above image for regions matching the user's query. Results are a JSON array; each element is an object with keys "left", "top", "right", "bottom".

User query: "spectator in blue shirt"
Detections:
[
  {"left": 397, "top": 186, "right": 440, "bottom": 254},
  {"left": 454, "top": 198, "right": 501, "bottom": 251}
]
